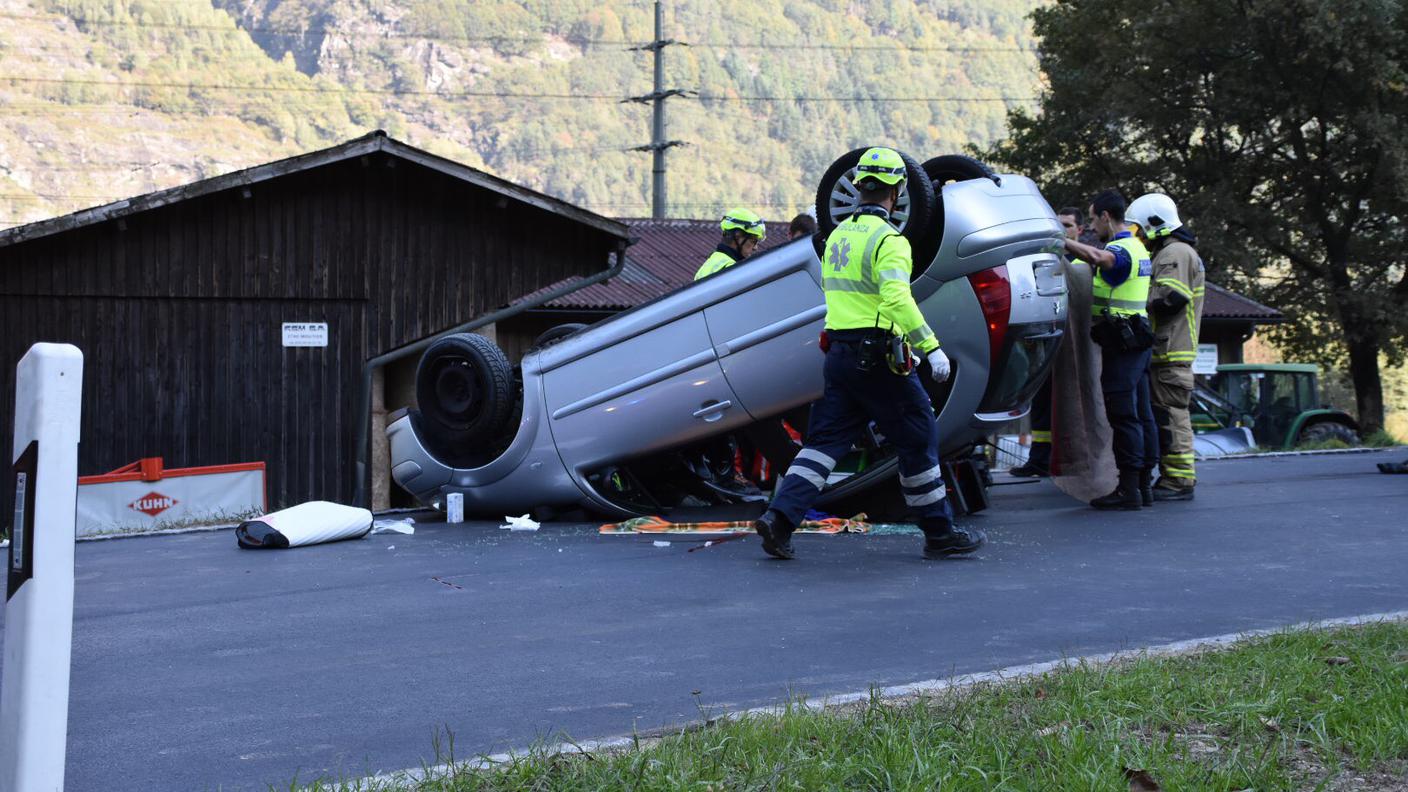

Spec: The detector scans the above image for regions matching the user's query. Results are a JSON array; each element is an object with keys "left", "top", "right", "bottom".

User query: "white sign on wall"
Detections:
[
  {"left": 1193, "top": 343, "right": 1220, "bottom": 375},
  {"left": 282, "top": 322, "right": 328, "bottom": 347}
]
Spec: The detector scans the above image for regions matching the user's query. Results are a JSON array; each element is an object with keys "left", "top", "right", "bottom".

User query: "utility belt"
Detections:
[
  {"left": 1090, "top": 311, "right": 1154, "bottom": 353},
  {"left": 822, "top": 328, "right": 915, "bottom": 374}
]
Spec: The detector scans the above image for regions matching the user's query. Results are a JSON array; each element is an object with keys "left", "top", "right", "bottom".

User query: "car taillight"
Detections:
[{"left": 967, "top": 265, "right": 1010, "bottom": 370}]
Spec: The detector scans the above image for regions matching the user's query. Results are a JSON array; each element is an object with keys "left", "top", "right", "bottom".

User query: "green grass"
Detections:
[
  {"left": 296, "top": 622, "right": 1408, "bottom": 792},
  {"left": 1362, "top": 430, "right": 1405, "bottom": 449}
]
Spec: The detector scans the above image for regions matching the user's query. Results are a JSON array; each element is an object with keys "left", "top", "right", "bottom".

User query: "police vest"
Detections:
[{"left": 1090, "top": 235, "right": 1152, "bottom": 318}]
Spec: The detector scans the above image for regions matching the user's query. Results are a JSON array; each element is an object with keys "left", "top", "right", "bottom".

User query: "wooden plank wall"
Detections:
[{"left": 0, "top": 152, "right": 618, "bottom": 511}]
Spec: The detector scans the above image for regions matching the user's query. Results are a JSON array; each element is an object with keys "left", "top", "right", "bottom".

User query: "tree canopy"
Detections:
[{"left": 980, "top": 0, "right": 1408, "bottom": 432}]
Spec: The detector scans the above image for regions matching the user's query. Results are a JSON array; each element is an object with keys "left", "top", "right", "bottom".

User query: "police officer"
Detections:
[
  {"left": 1063, "top": 190, "right": 1158, "bottom": 510},
  {"left": 752, "top": 147, "right": 985, "bottom": 560},
  {"left": 695, "top": 208, "right": 766, "bottom": 280},
  {"left": 1128, "top": 193, "right": 1204, "bottom": 500}
]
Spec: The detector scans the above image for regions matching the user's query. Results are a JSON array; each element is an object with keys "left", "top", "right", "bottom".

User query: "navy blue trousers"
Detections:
[
  {"left": 768, "top": 341, "right": 948, "bottom": 525},
  {"left": 1101, "top": 346, "right": 1158, "bottom": 472}
]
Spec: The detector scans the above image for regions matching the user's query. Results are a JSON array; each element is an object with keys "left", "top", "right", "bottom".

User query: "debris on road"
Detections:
[
  {"left": 371, "top": 517, "right": 416, "bottom": 535},
  {"left": 235, "top": 501, "right": 372, "bottom": 549},
  {"left": 652, "top": 540, "right": 671, "bottom": 547},
  {"left": 500, "top": 514, "right": 540, "bottom": 531},
  {"left": 599, "top": 514, "right": 871, "bottom": 536}
]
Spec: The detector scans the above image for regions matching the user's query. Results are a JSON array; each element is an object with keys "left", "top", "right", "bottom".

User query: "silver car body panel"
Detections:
[{"left": 389, "top": 173, "right": 1067, "bottom": 517}]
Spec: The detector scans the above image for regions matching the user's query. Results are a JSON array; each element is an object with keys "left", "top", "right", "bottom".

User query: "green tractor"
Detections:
[{"left": 1192, "top": 363, "right": 1360, "bottom": 449}]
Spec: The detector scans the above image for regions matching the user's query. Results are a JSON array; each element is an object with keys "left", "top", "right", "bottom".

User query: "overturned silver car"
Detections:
[{"left": 388, "top": 152, "right": 1068, "bottom": 519}]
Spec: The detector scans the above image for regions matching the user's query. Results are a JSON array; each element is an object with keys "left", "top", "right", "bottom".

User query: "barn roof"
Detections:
[
  {"left": 0, "top": 130, "right": 630, "bottom": 249},
  {"left": 541, "top": 218, "right": 797, "bottom": 309}
]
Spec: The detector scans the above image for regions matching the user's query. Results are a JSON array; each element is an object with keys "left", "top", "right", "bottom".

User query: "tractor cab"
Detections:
[{"left": 1193, "top": 363, "right": 1359, "bottom": 449}]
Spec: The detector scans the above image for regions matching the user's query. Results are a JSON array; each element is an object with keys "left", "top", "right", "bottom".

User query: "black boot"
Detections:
[
  {"left": 1009, "top": 444, "right": 1051, "bottom": 478},
  {"left": 919, "top": 514, "right": 986, "bottom": 559},
  {"left": 1091, "top": 471, "right": 1142, "bottom": 511},
  {"left": 1139, "top": 469, "right": 1154, "bottom": 508},
  {"left": 753, "top": 510, "right": 795, "bottom": 560},
  {"left": 1152, "top": 480, "right": 1195, "bottom": 501}
]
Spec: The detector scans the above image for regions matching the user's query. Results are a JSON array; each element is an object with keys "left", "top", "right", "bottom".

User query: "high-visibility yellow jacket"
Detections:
[
  {"left": 1091, "top": 232, "right": 1152, "bottom": 318},
  {"left": 694, "top": 245, "right": 740, "bottom": 280},
  {"left": 821, "top": 208, "right": 938, "bottom": 353}
]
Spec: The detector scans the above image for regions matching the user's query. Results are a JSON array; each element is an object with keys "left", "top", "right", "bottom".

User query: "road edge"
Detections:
[{"left": 357, "top": 608, "right": 1408, "bottom": 788}]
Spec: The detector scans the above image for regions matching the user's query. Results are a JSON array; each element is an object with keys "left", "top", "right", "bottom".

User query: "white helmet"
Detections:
[{"left": 1127, "top": 193, "right": 1182, "bottom": 239}]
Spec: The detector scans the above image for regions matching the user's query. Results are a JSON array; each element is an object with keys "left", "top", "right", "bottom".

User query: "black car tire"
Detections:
[
  {"left": 920, "top": 154, "right": 999, "bottom": 266},
  {"left": 814, "top": 147, "right": 937, "bottom": 257},
  {"left": 415, "top": 333, "right": 517, "bottom": 450},
  {"left": 531, "top": 323, "right": 588, "bottom": 350},
  {"left": 1297, "top": 420, "right": 1360, "bottom": 447},
  {"left": 922, "top": 154, "right": 997, "bottom": 187}
]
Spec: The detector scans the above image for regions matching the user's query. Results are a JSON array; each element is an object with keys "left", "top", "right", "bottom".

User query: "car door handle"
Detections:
[{"left": 693, "top": 400, "right": 733, "bottom": 418}]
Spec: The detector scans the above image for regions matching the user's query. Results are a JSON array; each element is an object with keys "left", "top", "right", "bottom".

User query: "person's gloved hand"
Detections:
[{"left": 927, "top": 348, "right": 951, "bottom": 383}]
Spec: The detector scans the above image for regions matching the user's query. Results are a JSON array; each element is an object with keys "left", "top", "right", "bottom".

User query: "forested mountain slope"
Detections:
[{"left": 0, "top": 0, "right": 1041, "bottom": 228}]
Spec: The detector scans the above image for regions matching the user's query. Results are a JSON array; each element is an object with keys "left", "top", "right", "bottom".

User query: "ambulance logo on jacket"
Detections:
[{"left": 130, "top": 491, "right": 178, "bottom": 517}]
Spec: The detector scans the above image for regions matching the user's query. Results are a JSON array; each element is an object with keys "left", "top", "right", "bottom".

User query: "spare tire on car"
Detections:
[
  {"left": 414, "top": 332, "right": 518, "bottom": 467},
  {"left": 814, "top": 147, "right": 937, "bottom": 249}
]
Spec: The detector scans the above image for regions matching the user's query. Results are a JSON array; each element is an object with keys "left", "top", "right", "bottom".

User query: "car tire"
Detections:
[
  {"left": 1297, "top": 420, "right": 1360, "bottom": 447},
  {"left": 531, "top": 323, "right": 588, "bottom": 350},
  {"left": 919, "top": 155, "right": 999, "bottom": 267},
  {"left": 814, "top": 147, "right": 937, "bottom": 253},
  {"left": 921, "top": 154, "right": 997, "bottom": 188},
  {"left": 415, "top": 333, "right": 517, "bottom": 459}
]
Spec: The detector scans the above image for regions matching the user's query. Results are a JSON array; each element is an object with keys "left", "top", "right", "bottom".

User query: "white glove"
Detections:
[{"left": 927, "top": 348, "right": 951, "bottom": 383}]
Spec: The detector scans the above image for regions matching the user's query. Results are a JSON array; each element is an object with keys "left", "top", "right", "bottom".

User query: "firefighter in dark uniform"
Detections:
[
  {"left": 752, "top": 147, "right": 986, "bottom": 560},
  {"left": 1063, "top": 189, "right": 1158, "bottom": 509}
]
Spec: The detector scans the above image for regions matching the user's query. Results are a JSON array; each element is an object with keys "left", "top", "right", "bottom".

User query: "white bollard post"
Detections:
[{"left": 1, "top": 343, "right": 83, "bottom": 792}]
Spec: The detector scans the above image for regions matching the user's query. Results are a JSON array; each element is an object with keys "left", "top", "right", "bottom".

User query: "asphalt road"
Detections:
[{"left": 3, "top": 450, "right": 1407, "bottom": 791}]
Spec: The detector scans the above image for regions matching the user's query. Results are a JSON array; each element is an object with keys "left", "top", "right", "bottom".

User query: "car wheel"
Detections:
[
  {"left": 921, "top": 154, "right": 998, "bottom": 188},
  {"left": 531, "top": 323, "right": 588, "bottom": 350},
  {"left": 1297, "top": 420, "right": 1360, "bottom": 447},
  {"left": 415, "top": 333, "right": 517, "bottom": 460},
  {"left": 918, "top": 155, "right": 1000, "bottom": 268},
  {"left": 814, "top": 147, "right": 937, "bottom": 249}
]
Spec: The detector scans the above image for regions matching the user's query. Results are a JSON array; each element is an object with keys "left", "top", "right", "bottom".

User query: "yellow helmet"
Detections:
[
  {"left": 854, "top": 147, "right": 907, "bottom": 186},
  {"left": 720, "top": 207, "right": 766, "bottom": 240}
]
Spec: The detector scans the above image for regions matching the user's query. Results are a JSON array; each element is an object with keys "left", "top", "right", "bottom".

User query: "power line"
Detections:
[
  {"left": 0, "top": 12, "right": 1035, "bottom": 53},
  {"left": 696, "top": 94, "right": 1037, "bottom": 103},
  {"left": 0, "top": 76, "right": 631, "bottom": 100},
  {"left": 1, "top": 78, "right": 1035, "bottom": 104}
]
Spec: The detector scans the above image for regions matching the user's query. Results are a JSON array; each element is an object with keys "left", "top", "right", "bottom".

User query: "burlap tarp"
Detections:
[{"left": 1049, "top": 260, "right": 1118, "bottom": 502}]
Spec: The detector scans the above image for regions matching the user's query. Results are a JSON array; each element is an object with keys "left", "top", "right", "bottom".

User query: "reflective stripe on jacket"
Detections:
[
  {"left": 821, "top": 210, "right": 938, "bottom": 353},
  {"left": 1149, "top": 240, "right": 1205, "bottom": 365}
]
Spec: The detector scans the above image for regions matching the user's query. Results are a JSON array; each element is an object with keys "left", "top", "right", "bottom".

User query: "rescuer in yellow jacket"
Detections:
[
  {"left": 751, "top": 147, "right": 985, "bottom": 561},
  {"left": 694, "top": 208, "right": 766, "bottom": 280},
  {"left": 1128, "top": 193, "right": 1204, "bottom": 501},
  {"left": 1064, "top": 189, "right": 1159, "bottom": 511}
]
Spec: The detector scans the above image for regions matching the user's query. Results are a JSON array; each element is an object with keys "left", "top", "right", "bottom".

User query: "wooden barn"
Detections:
[{"left": 0, "top": 131, "right": 630, "bottom": 514}]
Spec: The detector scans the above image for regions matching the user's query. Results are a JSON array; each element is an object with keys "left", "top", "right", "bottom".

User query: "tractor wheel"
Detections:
[{"left": 1297, "top": 421, "right": 1360, "bottom": 447}]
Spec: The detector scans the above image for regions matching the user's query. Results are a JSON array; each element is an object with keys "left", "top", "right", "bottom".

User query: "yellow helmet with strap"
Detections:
[
  {"left": 720, "top": 207, "right": 766, "bottom": 240},
  {"left": 854, "top": 147, "right": 907, "bottom": 186}
]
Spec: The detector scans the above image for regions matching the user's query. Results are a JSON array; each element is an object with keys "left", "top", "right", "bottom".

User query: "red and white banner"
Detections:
[{"left": 76, "top": 458, "right": 265, "bottom": 536}]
